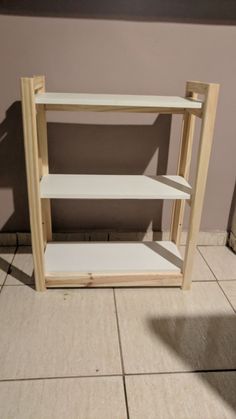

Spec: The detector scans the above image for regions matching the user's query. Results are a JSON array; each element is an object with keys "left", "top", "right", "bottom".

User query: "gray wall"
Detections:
[{"left": 0, "top": 11, "right": 235, "bottom": 233}]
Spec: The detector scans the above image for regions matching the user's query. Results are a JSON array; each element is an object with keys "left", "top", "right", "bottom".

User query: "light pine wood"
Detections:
[
  {"left": 44, "top": 240, "right": 182, "bottom": 287},
  {"left": 170, "top": 87, "right": 197, "bottom": 246},
  {"left": 21, "top": 76, "right": 219, "bottom": 290},
  {"left": 187, "top": 81, "right": 209, "bottom": 95},
  {"left": 40, "top": 174, "right": 191, "bottom": 200},
  {"left": 21, "top": 78, "right": 46, "bottom": 291},
  {"left": 36, "top": 77, "right": 52, "bottom": 243},
  {"left": 45, "top": 273, "right": 182, "bottom": 287},
  {"left": 33, "top": 75, "right": 45, "bottom": 92},
  {"left": 182, "top": 83, "right": 219, "bottom": 289}
]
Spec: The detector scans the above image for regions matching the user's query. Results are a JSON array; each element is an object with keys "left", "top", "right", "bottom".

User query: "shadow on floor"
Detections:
[
  {"left": 148, "top": 315, "right": 236, "bottom": 412},
  {"left": 0, "top": 248, "right": 34, "bottom": 287}
]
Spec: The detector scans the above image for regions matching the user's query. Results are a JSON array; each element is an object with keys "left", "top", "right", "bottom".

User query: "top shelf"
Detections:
[{"left": 35, "top": 92, "right": 202, "bottom": 113}]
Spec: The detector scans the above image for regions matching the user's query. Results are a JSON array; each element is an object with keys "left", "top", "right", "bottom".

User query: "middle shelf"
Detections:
[{"left": 40, "top": 174, "right": 191, "bottom": 200}]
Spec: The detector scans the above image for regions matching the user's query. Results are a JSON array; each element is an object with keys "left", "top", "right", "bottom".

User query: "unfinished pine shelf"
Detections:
[{"left": 21, "top": 76, "right": 219, "bottom": 291}]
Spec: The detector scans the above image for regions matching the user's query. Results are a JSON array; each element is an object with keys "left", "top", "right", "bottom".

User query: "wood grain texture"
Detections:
[
  {"left": 183, "top": 83, "right": 219, "bottom": 289},
  {"left": 37, "top": 102, "right": 52, "bottom": 243},
  {"left": 21, "top": 77, "right": 46, "bottom": 291},
  {"left": 22, "top": 77, "right": 219, "bottom": 291},
  {"left": 45, "top": 273, "right": 182, "bottom": 288},
  {"left": 170, "top": 87, "right": 197, "bottom": 247}
]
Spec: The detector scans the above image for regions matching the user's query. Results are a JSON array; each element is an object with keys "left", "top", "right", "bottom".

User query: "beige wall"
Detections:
[{"left": 0, "top": 14, "right": 235, "bottom": 233}]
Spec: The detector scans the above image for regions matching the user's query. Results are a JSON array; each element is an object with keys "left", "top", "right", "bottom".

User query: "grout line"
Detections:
[
  {"left": 197, "top": 247, "right": 223, "bottom": 282},
  {"left": 0, "top": 246, "right": 18, "bottom": 296},
  {"left": 197, "top": 247, "right": 236, "bottom": 313},
  {"left": 122, "top": 375, "right": 130, "bottom": 419},
  {"left": 211, "top": 278, "right": 236, "bottom": 282},
  {"left": 113, "top": 290, "right": 130, "bottom": 419},
  {"left": 0, "top": 374, "right": 123, "bottom": 383},
  {"left": 217, "top": 281, "right": 236, "bottom": 314},
  {"left": 196, "top": 246, "right": 216, "bottom": 281},
  {"left": 1, "top": 279, "right": 222, "bottom": 289},
  {"left": 197, "top": 247, "right": 220, "bottom": 280},
  {"left": 1, "top": 368, "right": 236, "bottom": 384},
  {"left": 125, "top": 369, "right": 236, "bottom": 377}
]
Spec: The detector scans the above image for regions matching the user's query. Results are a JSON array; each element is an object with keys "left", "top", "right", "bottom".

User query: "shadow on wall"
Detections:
[
  {"left": 0, "top": 102, "right": 171, "bottom": 233},
  {"left": 148, "top": 315, "right": 236, "bottom": 413},
  {"left": 0, "top": 102, "right": 29, "bottom": 232},
  {"left": 0, "top": 0, "right": 236, "bottom": 24}
]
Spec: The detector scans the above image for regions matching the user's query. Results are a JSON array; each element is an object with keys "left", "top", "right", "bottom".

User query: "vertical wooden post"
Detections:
[
  {"left": 170, "top": 86, "right": 197, "bottom": 247},
  {"left": 182, "top": 82, "right": 219, "bottom": 289},
  {"left": 35, "top": 76, "right": 52, "bottom": 243},
  {"left": 21, "top": 77, "right": 46, "bottom": 291}
]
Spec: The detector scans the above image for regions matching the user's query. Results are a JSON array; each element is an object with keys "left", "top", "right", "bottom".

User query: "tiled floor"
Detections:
[{"left": 0, "top": 245, "right": 235, "bottom": 419}]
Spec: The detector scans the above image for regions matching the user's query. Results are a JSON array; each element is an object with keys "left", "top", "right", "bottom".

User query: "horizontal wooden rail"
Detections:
[{"left": 45, "top": 272, "right": 183, "bottom": 287}]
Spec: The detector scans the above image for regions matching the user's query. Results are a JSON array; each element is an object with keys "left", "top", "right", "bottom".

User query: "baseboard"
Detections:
[{"left": 0, "top": 230, "right": 228, "bottom": 246}]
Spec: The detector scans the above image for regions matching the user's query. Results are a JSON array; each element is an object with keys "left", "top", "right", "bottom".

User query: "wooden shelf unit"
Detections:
[{"left": 21, "top": 76, "right": 219, "bottom": 291}]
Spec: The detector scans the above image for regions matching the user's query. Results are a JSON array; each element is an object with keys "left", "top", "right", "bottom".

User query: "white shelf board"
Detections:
[
  {"left": 44, "top": 241, "right": 183, "bottom": 275},
  {"left": 35, "top": 92, "right": 202, "bottom": 110},
  {"left": 40, "top": 175, "right": 191, "bottom": 200}
]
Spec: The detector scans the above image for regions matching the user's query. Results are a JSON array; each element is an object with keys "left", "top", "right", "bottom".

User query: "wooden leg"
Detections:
[
  {"left": 170, "top": 106, "right": 196, "bottom": 246},
  {"left": 182, "top": 84, "right": 219, "bottom": 289},
  {"left": 21, "top": 78, "right": 46, "bottom": 291}
]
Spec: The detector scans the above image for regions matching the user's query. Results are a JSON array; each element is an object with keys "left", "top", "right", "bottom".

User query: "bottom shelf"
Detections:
[{"left": 44, "top": 241, "right": 183, "bottom": 287}]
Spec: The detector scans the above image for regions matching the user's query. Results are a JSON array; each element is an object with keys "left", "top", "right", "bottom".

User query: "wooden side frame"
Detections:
[
  {"left": 21, "top": 77, "right": 46, "bottom": 291},
  {"left": 35, "top": 76, "right": 52, "bottom": 243},
  {"left": 170, "top": 80, "right": 219, "bottom": 289},
  {"left": 182, "top": 82, "right": 219, "bottom": 289},
  {"left": 170, "top": 86, "right": 197, "bottom": 246}
]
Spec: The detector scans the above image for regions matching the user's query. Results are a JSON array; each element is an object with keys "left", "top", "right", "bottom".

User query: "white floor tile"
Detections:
[
  {"left": 0, "top": 247, "right": 15, "bottom": 285},
  {"left": 0, "top": 286, "right": 122, "bottom": 379},
  {"left": 199, "top": 246, "right": 236, "bottom": 280},
  {"left": 179, "top": 246, "right": 215, "bottom": 281},
  {"left": 0, "top": 376, "right": 127, "bottom": 419},
  {"left": 5, "top": 247, "right": 34, "bottom": 285},
  {"left": 115, "top": 282, "right": 236, "bottom": 373},
  {"left": 126, "top": 372, "right": 236, "bottom": 419},
  {"left": 219, "top": 280, "right": 236, "bottom": 311}
]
